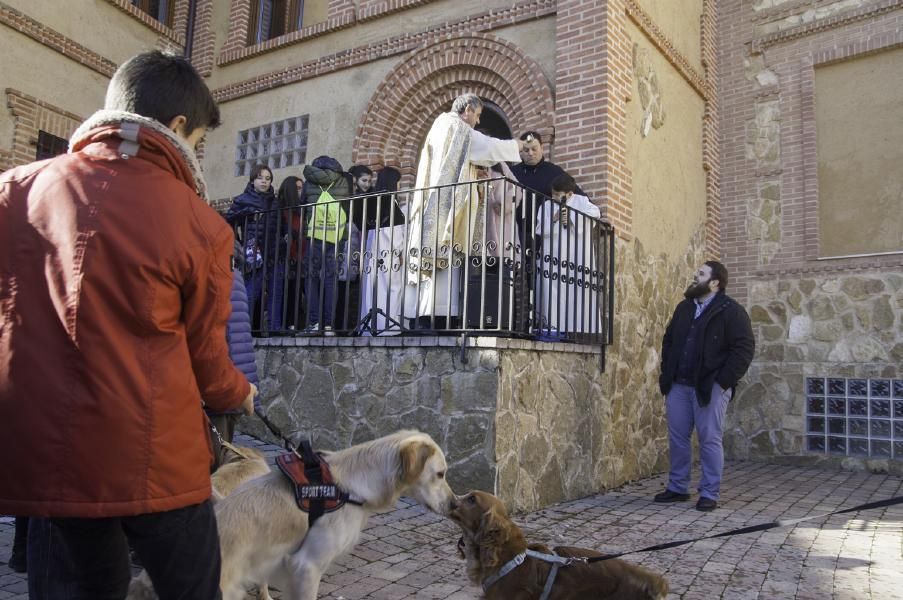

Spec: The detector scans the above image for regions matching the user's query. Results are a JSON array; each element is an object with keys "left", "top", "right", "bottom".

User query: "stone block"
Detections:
[
  {"left": 446, "top": 414, "right": 491, "bottom": 460},
  {"left": 841, "top": 277, "right": 885, "bottom": 301}
]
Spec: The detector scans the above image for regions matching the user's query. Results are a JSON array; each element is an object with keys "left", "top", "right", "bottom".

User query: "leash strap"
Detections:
[
  {"left": 254, "top": 408, "right": 299, "bottom": 454},
  {"left": 587, "top": 494, "right": 903, "bottom": 562}
]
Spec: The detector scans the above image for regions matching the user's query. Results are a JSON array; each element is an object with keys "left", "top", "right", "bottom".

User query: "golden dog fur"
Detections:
[
  {"left": 215, "top": 429, "right": 457, "bottom": 600},
  {"left": 451, "top": 490, "right": 669, "bottom": 600}
]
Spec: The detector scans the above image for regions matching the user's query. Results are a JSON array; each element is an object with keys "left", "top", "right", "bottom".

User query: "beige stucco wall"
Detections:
[
  {"left": 202, "top": 57, "right": 400, "bottom": 200},
  {"left": 6, "top": 0, "right": 162, "bottom": 66},
  {"left": 0, "top": 29, "right": 110, "bottom": 154},
  {"left": 206, "top": 0, "right": 549, "bottom": 88},
  {"left": 635, "top": 0, "right": 704, "bottom": 74},
  {"left": 815, "top": 46, "right": 903, "bottom": 257},
  {"left": 625, "top": 23, "right": 707, "bottom": 259},
  {"left": 203, "top": 7, "right": 554, "bottom": 201}
]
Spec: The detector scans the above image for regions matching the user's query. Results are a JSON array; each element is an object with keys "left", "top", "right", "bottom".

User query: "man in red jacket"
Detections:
[{"left": 0, "top": 51, "right": 255, "bottom": 598}]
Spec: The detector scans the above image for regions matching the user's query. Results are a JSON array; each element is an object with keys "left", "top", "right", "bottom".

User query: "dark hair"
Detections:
[
  {"left": 550, "top": 174, "right": 577, "bottom": 194},
  {"left": 104, "top": 51, "right": 221, "bottom": 132},
  {"left": 704, "top": 260, "right": 729, "bottom": 292},
  {"left": 349, "top": 165, "right": 373, "bottom": 179},
  {"left": 277, "top": 176, "right": 302, "bottom": 208},
  {"left": 374, "top": 167, "right": 401, "bottom": 192},
  {"left": 520, "top": 131, "right": 542, "bottom": 144},
  {"left": 248, "top": 164, "right": 273, "bottom": 184}
]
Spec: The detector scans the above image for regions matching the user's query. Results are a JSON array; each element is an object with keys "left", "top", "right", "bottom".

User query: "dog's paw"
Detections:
[{"left": 456, "top": 536, "right": 466, "bottom": 559}]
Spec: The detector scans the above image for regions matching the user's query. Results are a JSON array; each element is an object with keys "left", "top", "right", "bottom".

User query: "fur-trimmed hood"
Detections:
[{"left": 70, "top": 109, "right": 211, "bottom": 203}]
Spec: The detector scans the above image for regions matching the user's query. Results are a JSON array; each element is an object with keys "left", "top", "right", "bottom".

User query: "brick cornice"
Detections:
[
  {"left": 6, "top": 88, "right": 83, "bottom": 122},
  {"left": 752, "top": 0, "right": 903, "bottom": 51},
  {"left": 102, "top": 0, "right": 187, "bottom": 44},
  {"left": 212, "top": 0, "right": 557, "bottom": 103},
  {"left": 358, "top": 0, "right": 437, "bottom": 22},
  {"left": 0, "top": 1, "right": 117, "bottom": 77},
  {"left": 218, "top": 14, "right": 357, "bottom": 65},
  {"left": 624, "top": 0, "right": 707, "bottom": 99},
  {"left": 4, "top": 89, "right": 83, "bottom": 170}
]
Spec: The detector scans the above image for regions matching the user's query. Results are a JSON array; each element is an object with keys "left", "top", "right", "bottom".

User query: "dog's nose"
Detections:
[{"left": 449, "top": 496, "right": 460, "bottom": 511}]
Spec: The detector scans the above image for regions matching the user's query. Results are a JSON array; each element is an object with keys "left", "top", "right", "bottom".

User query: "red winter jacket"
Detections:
[{"left": 0, "top": 122, "right": 250, "bottom": 518}]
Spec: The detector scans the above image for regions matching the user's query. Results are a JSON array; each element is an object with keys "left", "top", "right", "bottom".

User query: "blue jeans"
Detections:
[
  {"left": 27, "top": 502, "right": 221, "bottom": 600},
  {"left": 665, "top": 383, "right": 731, "bottom": 501},
  {"left": 306, "top": 239, "right": 337, "bottom": 326},
  {"left": 246, "top": 261, "right": 286, "bottom": 331}
]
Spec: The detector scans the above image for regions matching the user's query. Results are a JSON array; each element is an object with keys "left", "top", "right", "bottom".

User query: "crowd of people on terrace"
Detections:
[{"left": 225, "top": 105, "right": 608, "bottom": 337}]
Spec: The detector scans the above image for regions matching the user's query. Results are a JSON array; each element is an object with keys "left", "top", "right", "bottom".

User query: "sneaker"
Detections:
[
  {"left": 696, "top": 497, "right": 717, "bottom": 511},
  {"left": 653, "top": 489, "right": 690, "bottom": 503},
  {"left": 323, "top": 326, "right": 336, "bottom": 337}
]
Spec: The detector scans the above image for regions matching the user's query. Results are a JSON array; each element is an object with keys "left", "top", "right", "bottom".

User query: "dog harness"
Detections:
[
  {"left": 276, "top": 440, "right": 363, "bottom": 527},
  {"left": 482, "top": 549, "right": 585, "bottom": 600}
]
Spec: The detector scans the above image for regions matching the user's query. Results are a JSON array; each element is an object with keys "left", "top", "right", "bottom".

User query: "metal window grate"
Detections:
[
  {"left": 235, "top": 116, "right": 309, "bottom": 177},
  {"left": 805, "top": 377, "right": 903, "bottom": 459},
  {"left": 35, "top": 131, "right": 68, "bottom": 161}
]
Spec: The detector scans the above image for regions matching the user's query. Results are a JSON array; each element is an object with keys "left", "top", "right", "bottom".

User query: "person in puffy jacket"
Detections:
[
  {"left": 226, "top": 164, "right": 287, "bottom": 332},
  {"left": 0, "top": 51, "right": 255, "bottom": 599},
  {"left": 206, "top": 239, "right": 262, "bottom": 468},
  {"left": 302, "top": 155, "right": 352, "bottom": 333}
]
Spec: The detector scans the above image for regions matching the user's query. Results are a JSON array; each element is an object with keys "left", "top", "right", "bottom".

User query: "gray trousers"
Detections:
[{"left": 665, "top": 383, "right": 731, "bottom": 501}]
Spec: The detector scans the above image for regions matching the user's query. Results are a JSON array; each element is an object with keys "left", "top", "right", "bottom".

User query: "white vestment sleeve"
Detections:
[
  {"left": 469, "top": 129, "right": 521, "bottom": 165},
  {"left": 568, "top": 194, "right": 601, "bottom": 219}
]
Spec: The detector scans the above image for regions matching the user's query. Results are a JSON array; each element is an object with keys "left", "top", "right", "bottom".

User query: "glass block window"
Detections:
[
  {"left": 235, "top": 116, "right": 308, "bottom": 177},
  {"left": 806, "top": 377, "right": 903, "bottom": 459}
]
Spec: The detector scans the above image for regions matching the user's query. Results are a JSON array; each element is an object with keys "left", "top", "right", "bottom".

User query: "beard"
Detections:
[{"left": 684, "top": 281, "right": 711, "bottom": 300}]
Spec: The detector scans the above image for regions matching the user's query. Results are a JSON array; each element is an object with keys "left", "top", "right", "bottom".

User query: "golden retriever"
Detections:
[
  {"left": 451, "top": 490, "right": 668, "bottom": 600},
  {"left": 215, "top": 429, "right": 457, "bottom": 600},
  {"left": 126, "top": 446, "right": 272, "bottom": 600}
]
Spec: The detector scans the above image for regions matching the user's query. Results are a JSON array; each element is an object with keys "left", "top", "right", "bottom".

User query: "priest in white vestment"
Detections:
[{"left": 405, "top": 94, "right": 523, "bottom": 324}]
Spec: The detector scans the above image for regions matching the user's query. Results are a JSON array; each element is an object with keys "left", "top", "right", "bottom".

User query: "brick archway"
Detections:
[{"left": 352, "top": 34, "right": 555, "bottom": 180}]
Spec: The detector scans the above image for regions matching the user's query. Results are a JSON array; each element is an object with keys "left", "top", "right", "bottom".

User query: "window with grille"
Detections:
[
  {"left": 235, "top": 116, "right": 309, "bottom": 177},
  {"left": 248, "top": 0, "right": 304, "bottom": 44},
  {"left": 806, "top": 377, "right": 903, "bottom": 459},
  {"left": 35, "top": 131, "right": 68, "bottom": 161},
  {"left": 130, "top": 0, "right": 175, "bottom": 27}
]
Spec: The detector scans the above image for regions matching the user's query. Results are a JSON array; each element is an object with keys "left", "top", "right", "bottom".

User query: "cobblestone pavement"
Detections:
[{"left": 2, "top": 433, "right": 901, "bottom": 599}]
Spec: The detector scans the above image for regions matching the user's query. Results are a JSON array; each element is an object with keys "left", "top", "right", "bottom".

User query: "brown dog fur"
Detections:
[{"left": 451, "top": 491, "right": 668, "bottom": 600}]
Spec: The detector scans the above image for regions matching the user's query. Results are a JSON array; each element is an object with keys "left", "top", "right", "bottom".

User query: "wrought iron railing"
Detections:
[{"left": 227, "top": 177, "right": 614, "bottom": 349}]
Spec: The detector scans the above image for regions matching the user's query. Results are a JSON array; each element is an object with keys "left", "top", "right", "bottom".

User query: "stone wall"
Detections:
[
  {"left": 241, "top": 228, "right": 708, "bottom": 511},
  {"left": 726, "top": 272, "right": 903, "bottom": 469}
]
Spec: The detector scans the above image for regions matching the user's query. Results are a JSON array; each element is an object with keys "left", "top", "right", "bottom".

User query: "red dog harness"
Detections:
[{"left": 276, "top": 440, "right": 363, "bottom": 527}]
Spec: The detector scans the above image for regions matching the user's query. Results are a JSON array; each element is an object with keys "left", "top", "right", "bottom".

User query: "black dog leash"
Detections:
[
  {"left": 587, "top": 494, "right": 903, "bottom": 562},
  {"left": 254, "top": 407, "right": 300, "bottom": 454}
]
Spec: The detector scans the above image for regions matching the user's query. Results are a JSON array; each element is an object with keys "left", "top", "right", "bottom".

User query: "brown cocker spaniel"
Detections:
[{"left": 451, "top": 490, "right": 668, "bottom": 600}]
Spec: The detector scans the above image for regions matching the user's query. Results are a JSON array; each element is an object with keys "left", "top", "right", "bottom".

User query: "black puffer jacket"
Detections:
[{"left": 659, "top": 292, "right": 755, "bottom": 405}]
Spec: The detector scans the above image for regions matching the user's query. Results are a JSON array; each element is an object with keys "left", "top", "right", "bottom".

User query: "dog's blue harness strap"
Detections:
[
  {"left": 482, "top": 549, "right": 577, "bottom": 599},
  {"left": 481, "top": 552, "right": 526, "bottom": 593}
]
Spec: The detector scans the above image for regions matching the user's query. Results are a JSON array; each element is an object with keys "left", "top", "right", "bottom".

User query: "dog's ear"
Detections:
[
  {"left": 477, "top": 504, "right": 511, "bottom": 570},
  {"left": 399, "top": 439, "right": 437, "bottom": 485}
]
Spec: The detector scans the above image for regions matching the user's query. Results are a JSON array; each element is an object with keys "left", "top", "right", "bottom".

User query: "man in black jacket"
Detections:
[{"left": 654, "top": 261, "right": 755, "bottom": 511}]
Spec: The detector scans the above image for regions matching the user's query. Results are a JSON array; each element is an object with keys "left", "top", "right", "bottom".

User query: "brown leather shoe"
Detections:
[
  {"left": 654, "top": 489, "right": 690, "bottom": 503},
  {"left": 696, "top": 497, "right": 717, "bottom": 511}
]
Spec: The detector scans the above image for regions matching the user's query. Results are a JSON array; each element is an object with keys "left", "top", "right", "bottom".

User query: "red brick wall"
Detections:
[
  {"left": 554, "top": 0, "right": 633, "bottom": 239},
  {"left": 2, "top": 90, "right": 82, "bottom": 172}
]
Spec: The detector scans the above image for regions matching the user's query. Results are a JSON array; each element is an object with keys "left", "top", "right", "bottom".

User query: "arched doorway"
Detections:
[{"left": 352, "top": 34, "right": 555, "bottom": 184}]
